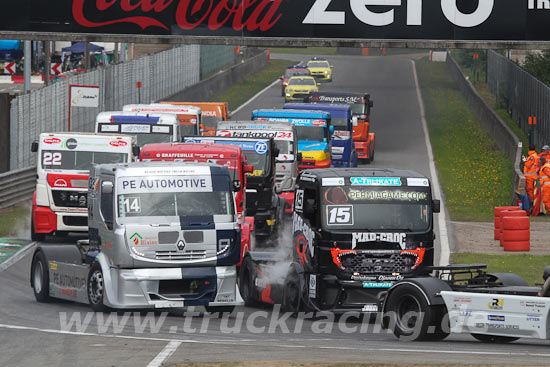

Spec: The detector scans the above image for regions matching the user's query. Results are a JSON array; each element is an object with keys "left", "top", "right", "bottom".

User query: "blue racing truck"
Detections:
[
  {"left": 251, "top": 109, "right": 333, "bottom": 171},
  {"left": 285, "top": 103, "right": 357, "bottom": 168}
]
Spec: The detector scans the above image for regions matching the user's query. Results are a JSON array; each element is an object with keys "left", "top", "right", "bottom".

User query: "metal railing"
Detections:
[{"left": 0, "top": 167, "right": 36, "bottom": 209}]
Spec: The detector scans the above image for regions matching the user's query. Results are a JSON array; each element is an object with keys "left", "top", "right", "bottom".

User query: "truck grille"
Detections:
[
  {"left": 62, "top": 216, "right": 87, "bottom": 227},
  {"left": 292, "top": 93, "right": 309, "bottom": 99},
  {"left": 342, "top": 251, "right": 413, "bottom": 274},
  {"left": 155, "top": 250, "right": 207, "bottom": 261},
  {"left": 52, "top": 190, "right": 87, "bottom": 208}
]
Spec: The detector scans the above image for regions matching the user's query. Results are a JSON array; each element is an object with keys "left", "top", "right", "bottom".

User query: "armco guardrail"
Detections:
[
  {"left": 0, "top": 167, "right": 36, "bottom": 209},
  {"left": 446, "top": 53, "right": 524, "bottom": 202}
]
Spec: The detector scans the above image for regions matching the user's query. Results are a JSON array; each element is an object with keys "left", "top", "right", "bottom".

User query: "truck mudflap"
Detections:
[{"left": 441, "top": 290, "right": 550, "bottom": 340}]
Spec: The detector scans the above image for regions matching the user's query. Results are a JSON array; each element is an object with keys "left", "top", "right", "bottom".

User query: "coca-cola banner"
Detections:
[{"left": 2, "top": 0, "right": 550, "bottom": 43}]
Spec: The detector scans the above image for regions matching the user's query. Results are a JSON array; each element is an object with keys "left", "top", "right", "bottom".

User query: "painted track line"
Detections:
[
  {"left": 231, "top": 78, "right": 280, "bottom": 115},
  {"left": 1, "top": 323, "right": 549, "bottom": 358},
  {"left": 411, "top": 60, "right": 450, "bottom": 266},
  {"left": 147, "top": 340, "right": 182, "bottom": 367},
  {"left": 0, "top": 241, "right": 36, "bottom": 273}
]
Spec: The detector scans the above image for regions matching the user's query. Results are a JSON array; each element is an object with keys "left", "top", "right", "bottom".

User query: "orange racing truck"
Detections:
[
  {"left": 308, "top": 92, "right": 375, "bottom": 163},
  {"left": 139, "top": 142, "right": 254, "bottom": 265},
  {"left": 161, "top": 102, "right": 230, "bottom": 136}
]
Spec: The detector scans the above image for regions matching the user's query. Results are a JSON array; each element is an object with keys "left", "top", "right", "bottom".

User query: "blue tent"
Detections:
[
  {"left": 61, "top": 42, "right": 104, "bottom": 54},
  {"left": 0, "top": 40, "right": 20, "bottom": 50}
]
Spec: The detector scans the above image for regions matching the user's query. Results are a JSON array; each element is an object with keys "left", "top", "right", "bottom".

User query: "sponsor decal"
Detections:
[
  {"left": 309, "top": 274, "right": 316, "bottom": 298},
  {"left": 407, "top": 178, "right": 429, "bottom": 187},
  {"left": 488, "top": 298, "right": 504, "bottom": 310},
  {"left": 43, "top": 137, "right": 61, "bottom": 144},
  {"left": 49, "top": 262, "right": 58, "bottom": 270},
  {"left": 475, "top": 323, "right": 519, "bottom": 330},
  {"left": 246, "top": 170, "right": 264, "bottom": 177},
  {"left": 64, "top": 138, "right": 78, "bottom": 150},
  {"left": 453, "top": 297, "right": 472, "bottom": 303},
  {"left": 399, "top": 247, "right": 425, "bottom": 270},
  {"left": 130, "top": 232, "right": 143, "bottom": 245},
  {"left": 202, "top": 111, "right": 218, "bottom": 117},
  {"left": 330, "top": 247, "right": 356, "bottom": 270},
  {"left": 311, "top": 120, "right": 326, "bottom": 126},
  {"left": 217, "top": 130, "right": 232, "bottom": 137},
  {"left": 351, "top": 274, "right": 404, "bottom": 282},
  {"left": 361, "top": 304, "right": 378, "bottom": 312},
  {"left": 488, "top": 315, "right": 505, "bottom": 322},
  {"left": 520, "top": 301, "right": 547, "bottom": 309},
  {"left": 352, "top": 232, "right": 406, "bottom": 249},
  {"left": 526, "top": 314, "right": 541, "bottom": 322},
  {"left": 216, "top": 294, "right": 235, "bottom": 303},
  {"left": 322, "top": 177, "right": 344, "bottom": 186},
  {"left": 347, "top": 189, "right": 428, "bottom": 202},
  {"left": 53, "top": 179, "right": 68, "bottom": 187},
  {"left": 120, "top": 176, "right": 212, "bottom": 193},
  {"left": 254, "top": 141, "right": 268, "bottom": 154},
  {"left": 293, "top": 212, "right": 315, "bottom": 263},
  {"left": 459, "top": 310, "right": 472, "bottom": 317},
  {"left": 299, "top": 173, "right": 317, "bottom": 182},
  {"left": 109, "top": 140, "right": 128, "bottom": 147},
  {"left": 294, "top": 189, "right": 304, "bottom": 211},
  {"left": 52, "top": 273, "right": 86, "bottom": 289},
  {"left": 350, "top": 177, "right": 401, "bottom": 186},
  {"left": 61, "top": 288, "right": 78, "bottom": 298},
  {"left": 363, "top": 282, "right": 393, "bottom": 288}
]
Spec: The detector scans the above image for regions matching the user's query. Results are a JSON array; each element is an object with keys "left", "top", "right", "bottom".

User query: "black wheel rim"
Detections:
[{"left": 396, "top": 295, "right": 422, "bottom": 333}]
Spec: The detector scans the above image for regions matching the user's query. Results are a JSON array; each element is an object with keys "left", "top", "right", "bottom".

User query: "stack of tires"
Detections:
[
  {"left": 501, "top": 212, "right": 530, "bottom": 251},
  {"left": 493, "top": 206, "right": 520, "bottom": 241}
]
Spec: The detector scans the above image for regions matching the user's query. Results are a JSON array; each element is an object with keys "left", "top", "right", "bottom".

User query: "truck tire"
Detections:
[
  {"left": 87, "top": 262, "right": 110, "bottom": 312},
  {"left": 239, "top": 257, "right": 258, "bottom": 307},
  {"left": 31, "top": 220, "right": 46, "bottom": 242},
  {"left": 385, "top": 284, "right": 448, "bottom": 341},
  {"left": 471, "top": 333, "right": 519, "bottom": 343},
  {"left": 282, "top": 267, "right": 303, "bottom": 314},
  {"left": 31, "top": 251, "right": 51, "bottom": 302}
]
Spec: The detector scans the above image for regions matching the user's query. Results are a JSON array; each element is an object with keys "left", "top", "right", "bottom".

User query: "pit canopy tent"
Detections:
[{"left": 61, "top": 42, "right": 104, "bottom": 54}]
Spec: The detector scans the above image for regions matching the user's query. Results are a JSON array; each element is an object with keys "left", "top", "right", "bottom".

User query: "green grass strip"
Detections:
[
  {"left": 416, "top": 58, "right": 514, "bottom": 222},
  {"left": 451, "top": 253, "right": 550, "bottom": 286},
  {"left": 0, "top": 206, "right": 28, "bottom": 238},
  {"left": 207, "top": 59, "right": 297, "bottom": 112}
]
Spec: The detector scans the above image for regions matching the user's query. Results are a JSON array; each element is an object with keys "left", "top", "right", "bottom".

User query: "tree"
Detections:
[{"left": 523, "top": 51, "right": 550, "bottom": 86}]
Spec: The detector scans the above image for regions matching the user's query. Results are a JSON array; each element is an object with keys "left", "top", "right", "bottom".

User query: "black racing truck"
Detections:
[
  {"left": 239, "top": 168, "right": 440, "bottom": 310},
  {"left": 183, "top": 136, "right": 284, "bottom": 238}
]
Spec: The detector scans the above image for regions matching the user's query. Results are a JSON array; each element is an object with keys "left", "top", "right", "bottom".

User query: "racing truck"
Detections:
[
  {"left": 96, "top": 111, "right": 180, "bottom": 146},
  {"left": 30, "top": 162, "right": 243, "bottom": 312},
  {"left": 308, "top": 92, "right": 375, "bottom": 163},
  {"left": 139, "top": 142, "right": 254, "bottom": 264},
  {"left": 123, "top": 103, "right": 202, "bottom": 137},
  {"left": 239, "top": 168, "right": 440, "bottom": 312},
  {"left": 216, "top": 120, "right": 300, "bottom": 214},
  {"left": 251, "top": 109, "right": 333, "bottom": 171},
  {"left": 161, "top": 102, "right": 230, "bottom": 136},
  {"left": 183, "top": 136, "right": 284, "bottom": 239},
  {"left": 285, "top": 103, "right": 357, "bottom": 168},
  {"left": 30, "top": 132, "right": 139, "bottom": 241}
]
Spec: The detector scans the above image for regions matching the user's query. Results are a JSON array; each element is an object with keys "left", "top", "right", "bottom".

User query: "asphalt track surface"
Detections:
[{"left": 1, "top": 54, "right": 549, "bottom": 366}]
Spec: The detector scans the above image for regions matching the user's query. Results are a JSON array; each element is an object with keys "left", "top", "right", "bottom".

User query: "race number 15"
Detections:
[{"left": 327, "top": 205, "right": 354, "bottom": 225}]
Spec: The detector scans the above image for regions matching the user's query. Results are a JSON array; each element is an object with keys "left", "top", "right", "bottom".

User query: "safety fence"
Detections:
[
  {"left": 200, "top": 45, "right": 236, "bottom": 78},
  {"left": 10, "top": 45, "right": 201, "bottom": 171},
  {"left": 487, "top": 50, "right": 550, "bottom": 149},
  {"left": 0, "top": 166, "right": 36, "bottom": 209}
]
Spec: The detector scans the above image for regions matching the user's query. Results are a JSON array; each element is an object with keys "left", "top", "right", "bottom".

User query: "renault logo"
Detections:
[{"left": 176, "top": 240, "right": 185, "bottom": 251}]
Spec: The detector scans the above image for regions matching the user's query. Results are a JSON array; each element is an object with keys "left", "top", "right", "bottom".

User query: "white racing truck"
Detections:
[
  {"left": 30, "top": 162, "right": 243, "bottom": 312},
  {"left": 30, "top": 132, "right": 138, "bottom": 241},
  {"left": 216, "top": 120, "right": 300, "bottom": 214}
]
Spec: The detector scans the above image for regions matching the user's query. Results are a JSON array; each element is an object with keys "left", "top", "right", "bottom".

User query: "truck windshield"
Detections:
[
  {"left": 180, "top": 124, "right": 196, "bottom": 137},
  {"left": 41, "top": 150, "right": 127, "bottom": 170},
  {"left": 243, "top": 151, "right": 269, "bottom": 176},
  {"left": 98, "top": 123, "right": 173, "bottom": 146},
  {"left": 118, "top": 191, "right": 234, "bottom": 217},
  {"left": 295, "top": 126, "right": 328, "bottom": 142},
  {"left": 351, "top": 102, "right": 366, "bottom": 115},
  {"left": 321, "top": 185, "right": 431, "bottom": 231},
  {"left": 331, "top": 117, "right": 349, "bottom": 130}
]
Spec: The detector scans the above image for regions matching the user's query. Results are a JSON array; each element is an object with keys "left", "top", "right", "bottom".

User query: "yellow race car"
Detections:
[
  {"left": 284, "top": 76, "right": 319, "bottom": 102},
  {"left": 306, "top": 57, "right": 333, "bottom": 82}
]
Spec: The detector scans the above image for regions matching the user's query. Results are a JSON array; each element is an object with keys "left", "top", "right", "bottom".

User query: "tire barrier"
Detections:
[
  {"left": 501, "top": 215, "right": 530, "bottom": 252},
  {"left": 493, "top": 206, "right": 520, "bottom": 240}
]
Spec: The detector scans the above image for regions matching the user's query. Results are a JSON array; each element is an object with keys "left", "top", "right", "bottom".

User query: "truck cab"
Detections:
[
  {"left": 285, "top": 103, "right": 357, "bottom": 168},
  {"left": 161, "top": 102, "right": 230, "bottom": 136},
  {"left": 251, "top": 109, "right": 333, "bottom": 171},
  {"left": 139, "top": 142, "right": 254, "bottom": 264},
  {"left": 183, "top": 136, "right": 283, "bottom": 238},
  {"left": 216, "top": 120, "right": 300, "bottom": 213},
  {"left": 307, "top": 92, "right": 375, "bottom": 163},
  {"left": 96, "top": 111, "right": 180, "bottom": 146},
  {"left": 30, "top": 162, "right": 243, "bottom": 312},
  {"left": 30, "top": 132, "right": 138, "bottom": 241},
  {"left": 123, "top": 104, "right": 202, "bottom": 138}
]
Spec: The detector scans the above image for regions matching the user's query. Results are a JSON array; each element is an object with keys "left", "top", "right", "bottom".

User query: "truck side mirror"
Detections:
[
  {"left": 244, "top": 164, "right": 254, "bottom": 173},
  {"left": 329, "top": 125, "right": 335, "bottom": 134},
  {"left": 132, "top": 145, "right": 141, "bottom": 158},
  {"left": 233, "top": 180, "right": 241, "bottom": 192},
  {"left": 297, "top": 152, "right": 303, "bottom": 162},
  {"left": 102, "top": 181, "right": 113, "bottom": 195},
  {"left": 31, "top": 141, "right": 38, "bottom": 152},
  {"left": 432, "top": 199, "right": 440, "bottom": 213},
  {"left": 369, "top": 100, "right": 374, "bottom": 108}
]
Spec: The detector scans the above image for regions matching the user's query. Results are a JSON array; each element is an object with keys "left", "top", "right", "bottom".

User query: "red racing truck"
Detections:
[
  {"left": 140, "top": 142, "right": 254, "bottom": 265},
  {"left": 308, "top": 92, "right": 375, "bottom": 163}
]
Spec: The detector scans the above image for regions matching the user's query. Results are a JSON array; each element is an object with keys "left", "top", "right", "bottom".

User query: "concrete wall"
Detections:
[
  {"left": 446, "top": 54, "right": 524, "bottom": 201},
  {"left": 164, "top": 51, "right": 269, "bottom": 103},
  {"left": 0, "top": 94, "right": 10, "bottom": 173}
]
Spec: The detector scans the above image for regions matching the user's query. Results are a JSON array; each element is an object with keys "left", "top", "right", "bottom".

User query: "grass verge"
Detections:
[
  {"left": 0, "top": 205, "right": 29, "bottom": 238},
  {"left": 451, "top": 253, "right": 550, "bottom": 286},
  {"left": 207, "top": 59, "right": 297, "bottom": 112},
  {"left": 416, "top": 57, "right": 514, "bottom": 222}
]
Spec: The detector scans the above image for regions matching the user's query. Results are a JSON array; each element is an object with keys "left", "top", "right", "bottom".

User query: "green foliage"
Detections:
[
  {"left": 0, "top": 206, "right": 28, "bottom": 237},
  {"left": 416, "top": 58, "right": 514, "bottom": 222},
  {"left": 523, "top": 50, "right": 550, "bottom": 86},
  {"left": 451, "top": 253, "right": 550, "bottom": 286}
]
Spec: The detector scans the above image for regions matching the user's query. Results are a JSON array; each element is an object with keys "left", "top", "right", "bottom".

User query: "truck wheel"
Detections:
[
  {"left": 87, "top": 262, "right": 109, "bottom": 312},
  {"left": 471, "top": 334, "right": 519, "bottom": 343},
  {"left": 31, "top": 251, "right": 51, "bottom": 302},
  {"left": 205, "top": 306, "right": 235, "bottom": 315},
  {"left": 385, "top": 284, "right": 447, "bottom": 341},
  {"left": 282, "top": 268, "right": 302, "bottom": 314},
  {"left": 239, "top": 257, "right": 258, "bottom": 307},
  {"left": 31, "top": 220, "right": 46, "bottom": 242}
]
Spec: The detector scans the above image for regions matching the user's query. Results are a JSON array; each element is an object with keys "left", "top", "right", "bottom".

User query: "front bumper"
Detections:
[
  {"left": 299, "top": 158, "right": 331, "bottom": 170},
  {"left": 33, "top": 205, "right": 87, "bottom": 234},
  {"left": 103, "top": 265, "right": 243, "bottom": 309}
]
